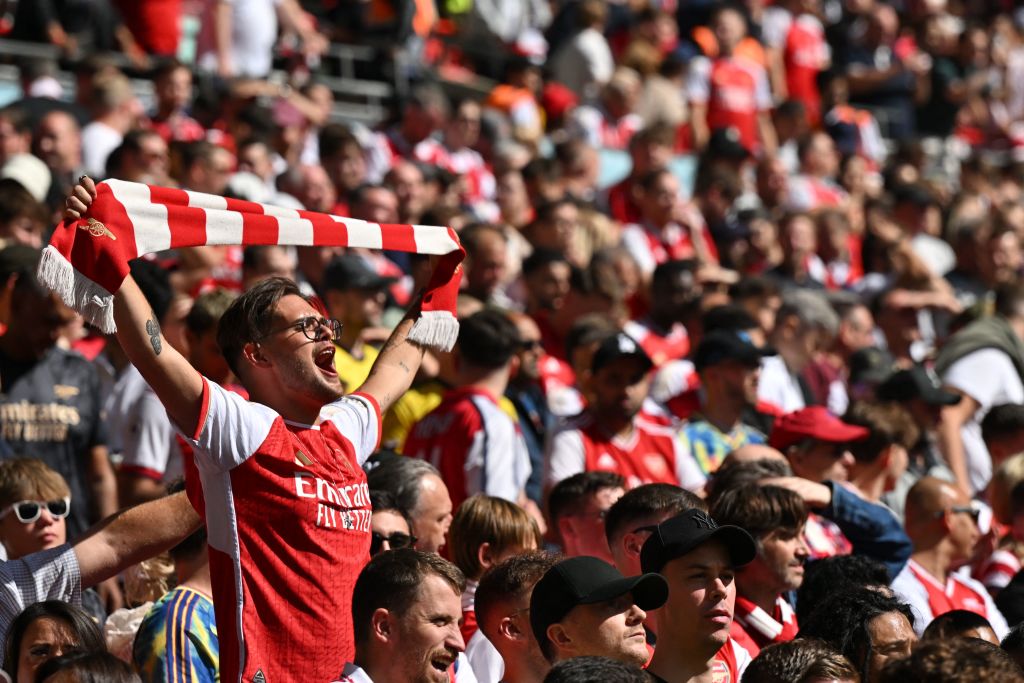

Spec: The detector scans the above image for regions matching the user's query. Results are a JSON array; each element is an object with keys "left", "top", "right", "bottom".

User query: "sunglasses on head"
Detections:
[
  {"left": 0, "top": 498, "right": 71, "bottom": 524},
  {"left": 370, "top": 530, "right": 417, "bottom": 554}
]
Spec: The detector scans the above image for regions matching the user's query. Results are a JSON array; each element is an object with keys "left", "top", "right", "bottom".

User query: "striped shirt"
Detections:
[{"left": 134, "top": 586, "right": 219, "bottom": 682}]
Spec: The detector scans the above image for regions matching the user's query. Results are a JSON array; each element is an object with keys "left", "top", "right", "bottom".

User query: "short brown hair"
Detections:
[
  {"left": 710, "top": 483, "right": 807, "bottom": 540},
  {"left": 475, "top": 551, "right": 559, "bottom": 636},
  {"left": 216, "top": 276, "right": 311, "bottom": 378},
  {"left": 351, "top": 548, "right": 466, "bottom": 646},
  {"left": 843, "top": 401, "right": 920, "bottom": 464},
  {"left": 0, "top": 458, "right": 70, "bottom": 507},
  {"left": 448, "top": 496, "right": 542, "bottom": 580}
]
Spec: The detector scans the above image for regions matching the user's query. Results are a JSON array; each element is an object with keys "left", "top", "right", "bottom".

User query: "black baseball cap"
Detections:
[
  {"left": 848, "top": 347, "right": 896, "bottom": 386},
  {"left": 693, "top": 329, "right": 775, "bottom": 372},
  {"left": 591, "top": 332, "right": 653, "bottom": 374},
  {"left": 530, "top": 556, "right": 668, "bottom": 648},
  {"left": 640, "top": 509, "right": 757, "bottom": 574},
  {"left": 876, "top": 365, "right": 961, "bottom": 406},
  {"left": 322, "top": 254, "right": 397, "bottom": 292}
]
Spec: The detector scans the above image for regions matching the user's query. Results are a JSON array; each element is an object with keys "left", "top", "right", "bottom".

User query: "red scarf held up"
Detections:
[{"left": 38, "top": 180, "right": 464, "bottom": 351}]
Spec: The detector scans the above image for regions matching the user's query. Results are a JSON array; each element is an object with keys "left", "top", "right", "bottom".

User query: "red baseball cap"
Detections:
[{"left": 768, "top": 406, "right": 870, "bottom": 451}]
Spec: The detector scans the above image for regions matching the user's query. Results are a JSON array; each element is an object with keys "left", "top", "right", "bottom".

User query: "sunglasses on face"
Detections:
[
  {"left": 943, "top": 505, "right": 981, "bottom": 523},
  {"left": 0, "top": 498, "right": 71, "bottom": 524},
  {"left": 370, "top": 530, "right": 417, "bottom": 554}
]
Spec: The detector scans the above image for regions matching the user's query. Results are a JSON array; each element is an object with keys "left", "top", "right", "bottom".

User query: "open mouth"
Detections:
[
  {"left": 314, "top": 345, "right": 337, "bottom": 376},
  {"left": 429, "top": 653, "right": 455, "bottom": 674}
]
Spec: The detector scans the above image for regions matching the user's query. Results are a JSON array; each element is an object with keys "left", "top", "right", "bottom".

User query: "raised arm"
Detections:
[
  {"left": 355, "top": 298, "right": 426, "bottom": 414},
  {"left": 73, "top": 491, "right": 202, "bottom": 588},
  {"left": 66, "top": 179, "right": 205, "bottom": 435}
]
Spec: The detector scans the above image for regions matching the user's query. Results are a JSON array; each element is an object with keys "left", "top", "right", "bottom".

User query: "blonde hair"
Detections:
[
  {"left": 0, "top": 458, "right": 70, "bottom": 506},
  {"left": 448, "top": 495, "right": 542, "bottom": 580},
  {"left": 991, "top": 452, "right": 1024, "bottom": 524}
]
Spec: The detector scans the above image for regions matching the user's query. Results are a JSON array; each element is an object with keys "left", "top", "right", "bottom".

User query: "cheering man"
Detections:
[{"left": 66, "top": 178, "right": 431, "bottom": 682}]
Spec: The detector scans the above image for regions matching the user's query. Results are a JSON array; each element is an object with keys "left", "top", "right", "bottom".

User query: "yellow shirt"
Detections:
[{"left": 334, "top": 343, "right": 379, "bottom": 394}]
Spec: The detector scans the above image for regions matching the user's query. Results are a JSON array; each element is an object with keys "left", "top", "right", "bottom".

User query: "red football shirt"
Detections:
[
  {"left": 403, "top": 387, "right": 531, "bottom": 508},
  {"left": 183, "top": 379, "right": 380, "bottom": 682},
  {"left": 546, "top": 412, "right": 688, "bottom": 490},
  {"left": 687, "top": 55, "right": 772, "bottom": 153}
]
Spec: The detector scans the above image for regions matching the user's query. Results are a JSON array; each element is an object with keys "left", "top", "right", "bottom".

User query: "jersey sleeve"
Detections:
[
  {"left": 686, "top": 57, "right": 712, "bottom": 105},
  {"left": 119, "top": 388, "right": 175, "bottom": 481},
  {"left": 545, "top": 426, "right": 586, "bottom": 489},
  {"left": 620, "top": 224, "right": 658, "bottom": 277},
  {"left": 469, "top": 402, "right": 531, "bottom": 503},
  {"left": 760, "top": 8, "right": 791, "bottom": 49},
  {"left": 184, "top": 378, "right": 278, "bottom": 472},
  {"left": 754, "top": 64, "right": 772, "bottom": 111},
  {"left": 321, "top": 393, "right": 382, "bottom": 466}
]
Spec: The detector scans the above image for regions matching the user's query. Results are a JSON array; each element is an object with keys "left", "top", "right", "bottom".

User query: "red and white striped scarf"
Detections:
[{"left": 38, "top": 179, "right": 465, "bottom": 350}]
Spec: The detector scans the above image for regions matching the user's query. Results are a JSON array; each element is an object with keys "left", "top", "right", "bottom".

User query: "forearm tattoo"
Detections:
[{"left": 145, "top": 318, "right": 163, "bottom": 356}]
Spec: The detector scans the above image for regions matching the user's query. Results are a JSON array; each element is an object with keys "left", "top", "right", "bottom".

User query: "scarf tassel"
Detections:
[{"left": 39, "top": 245, "right": 117, "bottom": 333}]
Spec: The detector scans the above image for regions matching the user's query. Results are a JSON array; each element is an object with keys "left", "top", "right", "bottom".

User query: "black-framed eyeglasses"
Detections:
[
  {"left": 370, "top": 530, "right": 417, "bottom": 554},
  {"left": 261, "top": 316, "right": 342, "bottom": 344},
  {"left": 0, "top": 497, "right": 71, "bottom": 524},
  {"left": 520, "top": 339, "right": 542, "bottom": 351}
]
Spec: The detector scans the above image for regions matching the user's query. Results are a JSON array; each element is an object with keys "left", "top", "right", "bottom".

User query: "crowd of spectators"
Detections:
[{"left": 4, "top": 0, "right": 1024, "bottom": 681}]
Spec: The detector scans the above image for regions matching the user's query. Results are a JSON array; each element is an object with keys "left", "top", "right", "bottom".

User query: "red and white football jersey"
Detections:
[
  {"left": 892, "top": 559, "right": 1010, "bottom": 638},
  {"left": 404, "top": 387, "right": 531, "bottom": 508},
  {"left": 545, "top": 412, "right": 688, "bottom": 490},
  {"left": 620, "top": 220, "right": 718, "bottom": 278},
  {"left": 687, "top": 55, "right": 772, "bottom": 153},
  {"left": 414, "top": 138, "right": 497, "bottom": 205},
  {"left": 763, "top": 8, "right": 830, "bottom": 122},
  {"left": 183, "top": 379, "right": 380, "bottom": 682},
  {"left": 786, "top": 175, "right": 848, "bottom": 212}
]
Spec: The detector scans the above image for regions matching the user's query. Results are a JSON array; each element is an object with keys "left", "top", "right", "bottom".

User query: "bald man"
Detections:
[
  {"left": 891, "top": 477, "right": 1008, "bottom": 638},
  {"left": 727, "top": 444, "right": 788, "bottom": 465}
]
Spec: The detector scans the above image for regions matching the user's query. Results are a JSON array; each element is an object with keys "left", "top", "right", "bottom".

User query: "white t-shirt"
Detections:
[
  {"left": 197, "top": 0, "right": 280, "bottom": 77},
  {"left": 757, "top": 355, "right": 806, "bottom": 413},
  {"left": 548, "top": 27, "right": 614, "bottom": 100},
  {"left": 106, "top": 365, "right": 179, "bottom": 483},
  {"left": 942, "top": 348, "right": 1024, "bottom": 492}
]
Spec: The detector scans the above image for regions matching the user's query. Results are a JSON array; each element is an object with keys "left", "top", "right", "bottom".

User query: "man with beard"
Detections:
[
  {"left": 66, "top": 176, "right": 430, "bottom": 682},
  {"left": 710, "top": 484, "right": 809, "bottom": 658},
  {"left": 546, "top": 332, "right": 699, "bottom": 491},
  {"left": 641, "top": 509, "right": 758, "bottom": 683},
  {"left": 338, "top": 549, "right": 466, "bottom": 683},
  {"left": 529, "top": 556, "right": 668, "bottom": 667},
  {"left": 678, "top": 330, "right": 773, "bottom": 488}
]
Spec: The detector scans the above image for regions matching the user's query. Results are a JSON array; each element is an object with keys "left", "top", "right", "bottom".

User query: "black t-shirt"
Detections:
[{"left": 0, "top": 346, "right": 108, "bottom": 538}]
